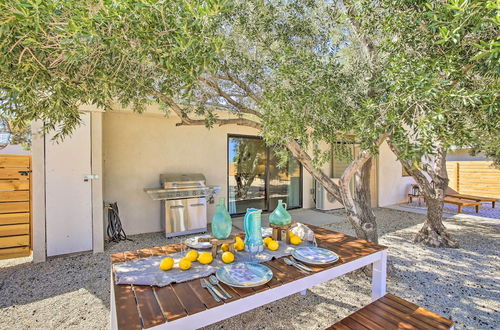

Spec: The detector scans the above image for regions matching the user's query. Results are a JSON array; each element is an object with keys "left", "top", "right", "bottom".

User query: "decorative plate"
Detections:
[
  {"left": 184, "top": 235, "right": 212, "bottom": 249},
  {"left": 291, "top": 247, "right": 339, "bottom": 265},
  {"left": 216, "top": 262, "right": 273, "bottom": 288}
]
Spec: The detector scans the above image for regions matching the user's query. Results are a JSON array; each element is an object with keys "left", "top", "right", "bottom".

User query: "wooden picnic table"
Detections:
[{"left": 110, "top": 225, "right": 388, "bottom": 329}]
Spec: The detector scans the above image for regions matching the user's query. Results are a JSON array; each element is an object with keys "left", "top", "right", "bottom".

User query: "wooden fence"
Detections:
[
  {"left": 0, "top": 155, "right": 31, "bottom": 259},
  {"left": 447, "top": 161, "right": 500, "bottom": 199}
]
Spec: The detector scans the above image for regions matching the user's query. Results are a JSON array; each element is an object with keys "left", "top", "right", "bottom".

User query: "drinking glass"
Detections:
[{"left": 177, "top": 235, "right": 186, "bottom": 257}]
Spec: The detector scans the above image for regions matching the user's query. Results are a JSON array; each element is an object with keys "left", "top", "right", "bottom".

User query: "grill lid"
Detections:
[
  {"left": 144, "top": 173, "right": 220, "bottom": 201},
  {"left": 160, "top": 173, "right": 206, "bottom": 189}
]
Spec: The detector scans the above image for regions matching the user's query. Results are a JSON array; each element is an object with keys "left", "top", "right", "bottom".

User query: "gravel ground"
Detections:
[{"left": 0, "top": 208, "right": 498, "bottom": 329}]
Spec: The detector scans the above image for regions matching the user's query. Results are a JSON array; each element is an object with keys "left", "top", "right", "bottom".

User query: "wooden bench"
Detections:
[
  {"left": 328, "top": 293, "right": 454, "bottom": 330},
  {"left": 444, "top": 197, "right": 481, "bottom": 213},
  {"left": 446, "top": 187, "right": 497, "bottom": 208}
]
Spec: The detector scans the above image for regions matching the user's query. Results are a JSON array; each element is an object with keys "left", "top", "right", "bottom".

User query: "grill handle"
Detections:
[{"left": 190, "top": 203, "right": 205, "bottom": 207}]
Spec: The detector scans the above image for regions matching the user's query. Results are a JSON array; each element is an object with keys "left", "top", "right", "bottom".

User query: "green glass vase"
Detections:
[
  {"left": 211, "top": 197, "right": 232, "bottom": 239},
  {"left": 269, "top": 199, "right": 292, "bottom": 226}
]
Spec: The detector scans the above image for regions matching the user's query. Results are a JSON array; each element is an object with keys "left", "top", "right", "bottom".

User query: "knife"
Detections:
[{"left": 203, "top": 279, "right": 227, "bottom": 300}]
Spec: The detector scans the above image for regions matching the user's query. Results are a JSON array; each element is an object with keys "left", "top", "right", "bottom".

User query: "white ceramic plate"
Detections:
[
  {"left": 291, "top": 247, "right": 339, "bottom": 265},
  {"left": 216, "top": 262, "right": 273, "bottom": 288},
  {"left": 184, "top": 235, "right": 212, "bottom": 249}
]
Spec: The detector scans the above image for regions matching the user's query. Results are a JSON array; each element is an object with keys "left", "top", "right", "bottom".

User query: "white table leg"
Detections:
[
  {"left": 371, "top": 249, "right": 387, "bottom": 301},
  {"left": 110, "top": 270, "right": 118, "bottom": 330},
  {"left": 300, "top": 289, "right": 307, "bottom": 296}
]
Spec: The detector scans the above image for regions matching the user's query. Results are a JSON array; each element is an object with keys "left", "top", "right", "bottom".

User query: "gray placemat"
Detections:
[{"left": 114, "top": 241, "right": 312, "bottom": 287}]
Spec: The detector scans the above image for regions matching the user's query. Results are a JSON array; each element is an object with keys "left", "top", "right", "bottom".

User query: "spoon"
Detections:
[{"left": 209, "top": 275, "right": 232, "bottom": 299}]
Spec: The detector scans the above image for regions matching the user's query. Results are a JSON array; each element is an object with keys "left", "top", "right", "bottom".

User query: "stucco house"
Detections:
[{"left": 30, "top": 106, "right": 415, "bottom": 262}]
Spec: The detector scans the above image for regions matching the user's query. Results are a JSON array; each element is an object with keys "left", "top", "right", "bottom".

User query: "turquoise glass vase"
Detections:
[
  {"left": 243, "top": 208, "right": 264, "bottom": 252},
  {"left": 269, "top": 200, "right": 292, "bottom": 226},
  {"left": 211, "top": 198, "right": 232, "bottom": 239}
]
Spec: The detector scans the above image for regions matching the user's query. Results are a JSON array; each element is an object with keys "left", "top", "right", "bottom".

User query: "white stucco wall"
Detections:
[
  {"left": 102, "top": 108, "right": 316, "bottom": 235},
  {"left": 377, "top": 141, "right": 415, "bottom": 207}
]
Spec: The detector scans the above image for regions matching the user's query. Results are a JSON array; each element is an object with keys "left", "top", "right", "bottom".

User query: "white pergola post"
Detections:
[{"left": 31, "top": 120, "right": 46, "bottom": 263}]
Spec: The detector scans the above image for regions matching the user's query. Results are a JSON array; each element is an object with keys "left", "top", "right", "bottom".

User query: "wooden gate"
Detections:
[{"left": 0, "top": 155, "right": 31, "bottom": 259}]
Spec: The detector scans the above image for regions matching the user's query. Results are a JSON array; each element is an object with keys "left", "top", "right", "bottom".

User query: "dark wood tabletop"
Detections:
[{"left": 111, "top": 225, "right": 387, "bottom": 330}]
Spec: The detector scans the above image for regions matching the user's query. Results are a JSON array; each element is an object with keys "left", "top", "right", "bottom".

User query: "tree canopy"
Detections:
[
  {"left": 0, "top": 0, "right": 498, "bottom": 246},
  {"left": 0, "top": 0, "right": 227, "bottom": 139}
]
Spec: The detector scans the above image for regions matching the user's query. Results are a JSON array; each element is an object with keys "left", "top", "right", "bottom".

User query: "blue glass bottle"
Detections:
[{"left": 211, "top": 197, "right": 232, "bottom": 239}]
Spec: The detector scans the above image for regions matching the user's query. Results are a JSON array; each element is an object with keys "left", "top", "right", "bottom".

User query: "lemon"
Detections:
[
  {"left": 290, "top": 235, "right": 302, "bottom": 245},
  {"left": 221, "top": 251, "right": 235, "bottom": 263},
  {"left": 263, "top": 237, "right": 273, "bottom": 246},
  {"left": 178, "top": 258, "right": 191, "bottom": 270},
  {"left": 235, "top": 236, "right": 243, "bottom": 243},
  {"left": 234, "top": 241, "right": 245, "bottom": 251},
  {"left": 288, "top": 231, "right": 295, "bottom": 238},
  {"left": 159, "top": 257, "right": 174, "bottom": 271},
  {"left": 221, "top": 243, "right": 229, "bottom": 252},
  {"left": 197, "top": 252, "right": 213, "bottom": 264},
  {"left": 185, "top": 250, "right": 199, "bottom": 262},
  {"left": 267, "top": 240, "right": 279, "bottom": 251}
]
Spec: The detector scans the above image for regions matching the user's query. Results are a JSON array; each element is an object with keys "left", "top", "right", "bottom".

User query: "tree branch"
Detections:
[
  {"left": 386, "top": 139, "right": 432, "bottom": 195},
  {"left": 199, "top": 77, "right": 262, "bottom": 118},
  {"left": 215, "top": 72, "right": 262, "bottom": 103},
  {"left": 150, "top": 90, "right": 262, "bottom": 130},
  {"left": 285, "top": 139, "right": 342, "bottom": 202}
]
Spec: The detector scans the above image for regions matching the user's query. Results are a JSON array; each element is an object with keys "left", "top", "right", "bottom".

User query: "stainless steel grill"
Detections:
[{"left": 144, "top": 173, "right": 220, "bottom": 237}]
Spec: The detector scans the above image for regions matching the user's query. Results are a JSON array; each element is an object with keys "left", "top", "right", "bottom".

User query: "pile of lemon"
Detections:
[
  {"left": 288, "top": 231, "right": 302, "bottom": 245},
  {"left": 159, "top": 250, "right": 217, "bottom": 271},
  {"left": 263, "top": 237, "right": 278, "bottom": 250},
  {"left": 159, "top": 239, "right": 241, "bottom": 271},
  {"left": 262, "top": 231, "right": 302, "bottom": 251}
]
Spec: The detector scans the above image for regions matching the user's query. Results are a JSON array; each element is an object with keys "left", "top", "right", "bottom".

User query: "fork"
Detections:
[
  {"left": 209, "top": 275, "right": 232, "bottom": 299},
  {"left": 200, "top": 279, "right": 221, "bottom": 302}
]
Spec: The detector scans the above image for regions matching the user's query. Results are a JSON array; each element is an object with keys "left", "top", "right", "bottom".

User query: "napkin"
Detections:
[{"left": 290, "top": 223, "right": 317, "bottom": 245}]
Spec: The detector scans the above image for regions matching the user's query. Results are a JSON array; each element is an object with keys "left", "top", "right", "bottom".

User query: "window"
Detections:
[{"left": 227, "top": 135, "right": 302, "bottom": 215}]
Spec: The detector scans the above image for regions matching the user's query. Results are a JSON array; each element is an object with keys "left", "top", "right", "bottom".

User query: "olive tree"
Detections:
[
  {"left": 348, "top": 0, "right": 499, "bottom": 247},
  {"left": 174, "top": 0, "right": 384, "bottom": 243},
  {"left": 0, "top": 0, "right": 382, "bottom": 243}
]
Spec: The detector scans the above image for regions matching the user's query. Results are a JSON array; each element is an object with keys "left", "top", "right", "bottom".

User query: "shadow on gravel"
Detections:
[{"left": 0, "top": 231, "right": 170, "bottom": 309}]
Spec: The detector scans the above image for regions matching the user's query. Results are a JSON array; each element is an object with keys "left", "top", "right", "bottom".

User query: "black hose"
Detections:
[{"left": 106, "top": 202, "right": 132, "bottom": 243}]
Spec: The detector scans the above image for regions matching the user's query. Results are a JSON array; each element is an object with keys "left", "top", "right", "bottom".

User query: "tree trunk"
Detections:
[
  {"left": 413, "top": 149, "right": 459, "bottom": 248},
  {"left": 352, "top": 158, "right": 378, "bottom": 243},
  {"left": 387, "top": 142, "right": 458, "bottom": 248},
  {"left": 415, "top": 196, "right": 458, "bottom": 248},
  {"left": 339, "top": 151, "right": 378, "bottom": 244},
  {"left": 286, "top": 139, "right": 381, "bottom": 244}
]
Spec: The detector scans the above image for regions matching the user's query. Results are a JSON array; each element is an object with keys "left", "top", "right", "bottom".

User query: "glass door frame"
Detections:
[{"left": 227, "top": 134, "right": 303, "bottom": 217}]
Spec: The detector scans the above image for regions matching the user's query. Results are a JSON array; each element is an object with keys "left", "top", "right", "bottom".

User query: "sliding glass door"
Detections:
[{"left": 228, "top": 135, "right": 302, "bottom": 215}]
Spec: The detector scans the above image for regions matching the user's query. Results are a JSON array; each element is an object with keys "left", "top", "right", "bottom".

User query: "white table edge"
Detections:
[{"left": 111, "top": 249, "right": 387, "bottom": 330}]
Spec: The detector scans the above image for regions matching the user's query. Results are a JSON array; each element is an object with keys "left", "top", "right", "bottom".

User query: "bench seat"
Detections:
[
  {"left": 328, "top": 293, "right": 454, "bottom": 330},
  {"left": 446, "top": 193, "right": 496, "bottom": 208},
  {"left": 444, "top": 197, "right": 481, "bottom": 213}
]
